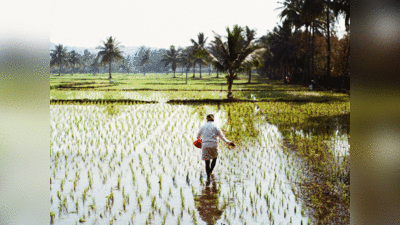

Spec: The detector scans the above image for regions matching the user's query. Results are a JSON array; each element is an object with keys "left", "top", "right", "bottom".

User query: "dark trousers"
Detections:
[{"left": 205, "top": 158, "right": 217, "bottom": 177}]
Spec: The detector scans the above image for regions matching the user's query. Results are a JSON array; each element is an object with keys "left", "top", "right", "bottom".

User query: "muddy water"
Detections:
[{"left": 50, "top": 104, "right": 312, "bottom": 224}]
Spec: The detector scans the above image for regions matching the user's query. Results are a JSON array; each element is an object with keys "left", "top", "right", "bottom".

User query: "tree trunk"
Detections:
[
  {"left": 193, "top": 63, "right": 196, "bottom": 78},
  {"left": 59, "top": 63, "right": 61, "bottom": 76},
  {"left": 312, "top": 22, "right": 315, "bottom": 82},
  {"left": 327, "top": 0, "right": 331, "bottom": 82},
  {"left": 227, "top": 71, "right": 234, "bottom": 100},
  {"left": 341, "top": 41, "right": 350, "bottom": 89},
  {"left": 186, "top": 71, "right": 188, "bottom": 84},
  {"left": 200, "top": 63, "right": 202, "bottom": 79},
  {"left": 173, "top": 70, "right": 176, "bottom": 78},
  {"left": 248, "top": 69, "right": 252, "bottom": 84},
  {"left": 216, "top": 70, "right": 219, "bottom": 78},
  {"left": 109, "top": 61, "right": 112, "bottom": 79}
]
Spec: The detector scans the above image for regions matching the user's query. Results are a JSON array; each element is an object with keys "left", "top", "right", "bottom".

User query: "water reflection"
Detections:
[{"left": 195, "top": 178, "right": 227, "bottom": 225}]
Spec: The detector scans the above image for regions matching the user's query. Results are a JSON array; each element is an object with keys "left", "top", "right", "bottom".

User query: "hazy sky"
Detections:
[{"left": 51, "top": 0, "right": 347, "bottom": 49}]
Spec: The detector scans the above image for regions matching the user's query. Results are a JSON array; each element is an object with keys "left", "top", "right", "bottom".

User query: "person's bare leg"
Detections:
[
  {"left": 210, "top": 158, "right": 217, "bottom": 174},
  {"left": 205, "top": 160, "right": 211, "bottom": 179}
]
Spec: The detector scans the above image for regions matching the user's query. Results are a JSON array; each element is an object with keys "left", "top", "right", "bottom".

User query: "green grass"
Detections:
[{"left": 50, "top": 72, "right": 348, "bottom": 102}]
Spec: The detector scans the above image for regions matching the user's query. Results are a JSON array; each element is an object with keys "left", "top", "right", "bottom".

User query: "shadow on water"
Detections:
[
  {"left": 195, "top": 178, "right": 227, "bottom": 225},
  {"left": 299, "top": 113, "right": 350, "bottom": 136}
]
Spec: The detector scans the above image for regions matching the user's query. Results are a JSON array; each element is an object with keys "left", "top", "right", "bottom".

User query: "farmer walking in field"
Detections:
[{"left": 197, "top": 114, "right": 235, "bottom": 180}]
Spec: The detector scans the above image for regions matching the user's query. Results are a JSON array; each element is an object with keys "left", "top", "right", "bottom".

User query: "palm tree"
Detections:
[
  {"left": 138, "top": 46, "right": 151, "bottom": 76},
  {"left": 161, "top": 45, "right": 181, "bottom": 78},
  {"left": 96, "top": 36, "right": 124, "bottom": 80},
  {"left": 204, "top": 25, "right": 267, "bottom": 99},
  {"left": 191, "top": 32, "right": 208, "bottom": 79},
  {"left": 50, "top": 44, "right": 69, "bottom": 76},
  {"left": 277, "top": 0, "right": 309, "bottom": 82},
  {"left": 277, "top": 0, "right": 304, "bottom": 31},
  {"left": 90, "top": 56, "right": 101, "bottom": 75},
  {"left": 180, "top": 47, "right": 194, "bottom": 84},
  {"left": 301, "top": 0, "right": 326, "bottom": 82},
  {"left": 68, "top": 50, "right": 82, "bottom": 75},
  {"left": 82, "top": 49, "right": 93, "bottom": 73}
]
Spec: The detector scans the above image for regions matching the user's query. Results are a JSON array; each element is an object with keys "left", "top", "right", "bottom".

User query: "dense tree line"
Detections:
[
  {"left": 51, "top": 0, "right": 349, "bottom": 90},
  {"left": 256, "top": 0, "right": 350, "bottom": 89}
]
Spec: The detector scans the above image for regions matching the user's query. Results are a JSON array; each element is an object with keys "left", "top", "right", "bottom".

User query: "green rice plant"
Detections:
[
  {"left": 117, "top": 175, "right": 121, "bottom": 190},
  {"left": 60, "top": 179, "right": 64, "bottom": 192},
  {"left": 90, "top": 197, "right": 96, "bottom": 211},
  {"left": 151, "top": 196, "right": 156, "bottom": 209},
  {"left": 75, "top": 198, "right": 79, "bottom": 211}
]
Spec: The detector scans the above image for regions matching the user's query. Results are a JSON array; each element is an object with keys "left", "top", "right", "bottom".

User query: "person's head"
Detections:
[{"left": 206, "top": 114, "right": 214, "bottom": 121}]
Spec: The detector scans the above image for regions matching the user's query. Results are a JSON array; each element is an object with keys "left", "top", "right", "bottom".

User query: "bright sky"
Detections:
[{"left": 50, "top": 0, "right": 347, "bottom": 49}]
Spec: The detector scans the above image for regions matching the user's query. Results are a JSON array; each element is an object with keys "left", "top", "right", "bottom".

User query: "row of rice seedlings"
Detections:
[
  {"left": 256, "top": 101, "right": 350, "bottom": 222},
  {"left": 51, "top": 102, "right": 313, "bottom": 224}
]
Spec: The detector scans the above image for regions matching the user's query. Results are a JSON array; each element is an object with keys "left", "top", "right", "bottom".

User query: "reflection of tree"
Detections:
[{"left": 195, "top": 179, "right": 227, "bottom": 225}]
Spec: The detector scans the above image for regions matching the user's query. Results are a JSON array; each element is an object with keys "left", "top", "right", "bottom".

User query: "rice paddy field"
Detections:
[{"left": 50, "top": 73, "right": 350, "bottom": 224}]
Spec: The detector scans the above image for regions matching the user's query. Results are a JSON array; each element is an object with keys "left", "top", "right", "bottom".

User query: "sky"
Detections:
[{"left": 50, "top": 0, "right": 347, "bottom": 50}]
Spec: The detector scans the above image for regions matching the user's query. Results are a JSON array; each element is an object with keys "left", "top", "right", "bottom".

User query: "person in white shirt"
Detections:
[{"left": 197, "top": 114, "right": 235, "bottom": 179}]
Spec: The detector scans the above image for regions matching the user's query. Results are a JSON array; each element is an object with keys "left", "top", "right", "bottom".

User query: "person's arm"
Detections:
[
  {"left": 197, "top": 127, "right": 202, "bottom": 140},
  {"left": 217, "top": 127, "right": 231, "bottom": 144}
]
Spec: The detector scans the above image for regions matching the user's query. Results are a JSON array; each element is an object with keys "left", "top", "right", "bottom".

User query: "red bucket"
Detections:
[{"left": 193, "top": 139, "right": 202, "bottom": 148}]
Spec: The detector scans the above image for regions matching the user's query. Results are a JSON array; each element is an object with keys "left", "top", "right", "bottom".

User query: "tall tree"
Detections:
[
  {"left": 82, "top": 49, "right": 93, "bottom": 73},
  {"left": 67, "top": 50, "right": 82, "bottom": 75},
  {"left": 191, "top": 32, "right": 208, "bottom": 79},
  {"left": 119, "top": 54, "right": 132, "bottom": 74},
  {"left": 161, "top": 45, "right": 181, "bottom": 78},
  {"left": 204, "top": 25, "right": 267, "bottom": 99},
  {"left": 96, "top": 36, "right": 124, "bottom": 80},
  {"left": 90, "top": 56, "right": 101, "bottom": 75},
  {"left": 50, "top": 44, "right": 69, "bottom": 76},
  {"left": 333, "top": 0, "right": 350, "bottom": 89},
  {"left": 302, "top": 0, "right": 326, "bottom": 82},
  {"left": 138, "top": 46, "right": 151, "bottom": 76},
  {"left": 180, "top": 47, "right": 194, "bottom": 84}
]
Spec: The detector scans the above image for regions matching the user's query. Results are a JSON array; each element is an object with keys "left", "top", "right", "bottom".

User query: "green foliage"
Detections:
[{"left": 104, "top": 104, "right": 120, "bottom": 116}]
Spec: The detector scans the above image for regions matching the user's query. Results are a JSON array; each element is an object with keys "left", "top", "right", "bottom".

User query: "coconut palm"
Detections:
[
  {"left": 82, "top": 49, "right": 93, "bottom": 73},
  {"left": 191, "top": 32, "right": 208, "bottom": 79},
  {"left": 90, "top": 56, "right": 101, "bottom": 75},
  {"left": 96, "top": 36, "right": 124, "bottom": 80},
  {"left": 50, "top": 44, "right": 69, "bottom": 76},
  {"left": 161, "top": 45, "right": 181, "bottom": 78},
  {"left": 276, "top": 0, "right": 304, "bottom": 31},
  {"left": 180, "top": 47, "right": 194, "bottom": 84},
  {"left": 67, "top": 50, "right": 82, "bottom": 75},
  {"left": 138, "top": 47, "right": 151, "bottom": 76},
  {"left": 204, "top": 25, "right": 267, "bottom": 99}
]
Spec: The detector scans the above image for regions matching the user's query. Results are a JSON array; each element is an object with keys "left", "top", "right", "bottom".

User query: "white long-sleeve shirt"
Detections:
[{"left": 197, "top": 121, "right": 231, "bottom": 149}]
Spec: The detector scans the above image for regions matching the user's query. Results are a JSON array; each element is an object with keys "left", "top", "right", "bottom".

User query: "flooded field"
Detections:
[{"left": 50, "top": 103, "right": 319, "bottom": 224}]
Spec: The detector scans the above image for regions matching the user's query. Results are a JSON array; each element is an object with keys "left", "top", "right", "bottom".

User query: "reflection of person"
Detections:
[
  {"left": 197, "top": 114, "right": 235, "bottom": 180},
  {"left": 195, "top": 179, "right": 225, "bottom": 225}
]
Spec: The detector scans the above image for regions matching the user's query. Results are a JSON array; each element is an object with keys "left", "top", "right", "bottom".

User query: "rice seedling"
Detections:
[{"left": 50, "top": 98, "right": 342, "bottom": 224}]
